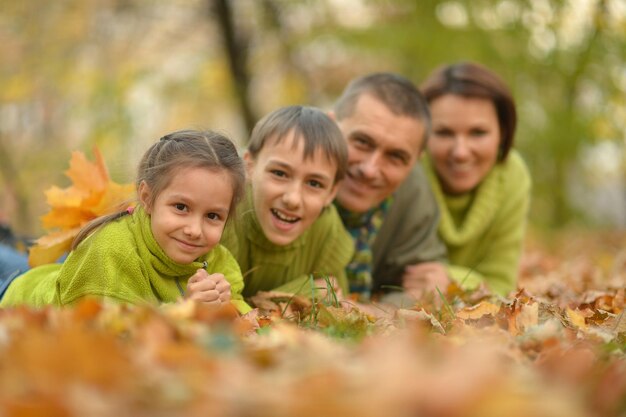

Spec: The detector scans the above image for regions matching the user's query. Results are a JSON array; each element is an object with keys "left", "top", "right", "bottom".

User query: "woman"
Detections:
[{"left": 404, "top": 62, "right": 531, "bottom": 297}]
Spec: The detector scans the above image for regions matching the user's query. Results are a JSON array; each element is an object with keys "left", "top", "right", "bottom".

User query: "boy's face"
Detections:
[{"left": 245, "top": 131, "right": 339, "bottom": 246}]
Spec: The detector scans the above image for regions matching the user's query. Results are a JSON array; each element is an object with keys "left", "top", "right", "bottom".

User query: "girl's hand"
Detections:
[
  {"left": 210, "top": 272, "right": 232, "bottom": 303},
  {"left": 187, "top": 269, "right": 231, "bottom": 305}
]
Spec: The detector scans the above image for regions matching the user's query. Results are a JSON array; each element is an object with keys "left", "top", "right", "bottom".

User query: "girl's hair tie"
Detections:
[{"left": 126, "top": 206, "right": 135, "bottom": 215}]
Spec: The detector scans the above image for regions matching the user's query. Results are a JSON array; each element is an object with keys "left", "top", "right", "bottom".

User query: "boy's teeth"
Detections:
[{"left": 272, "top": 209, "right": 298, "bottom": 222}]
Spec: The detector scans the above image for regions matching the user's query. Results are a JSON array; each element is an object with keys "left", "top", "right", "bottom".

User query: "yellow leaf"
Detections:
[
  {"left": 45, "top": 185, "right": 88, "bottom": 208},
  {"left": 28, "top": 228, "right": 80, "bottom": 267},
  {"left": 31, "top": 147, "right": 134, "bottom": 266},
  {"left": 566, "top": 308, "right": 588, "bottom": 330},
  {"left": 92, "top": 181, "right": 135, "bottom": 214},
  {"left": 41, "top": 207, "right": 94, "bottom": 230},
  {"left": 456, "top": 302, "right": 501, "bottom": 320},
  {"left": 65, "top": 149, "right": 108, "bottom": 193}
]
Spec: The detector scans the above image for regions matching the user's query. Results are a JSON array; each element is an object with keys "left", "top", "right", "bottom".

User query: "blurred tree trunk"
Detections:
[
  {"left": 260, "top": 0, "right": 318, "bottom": 103},
  {"left": 0, "top": 135, "right": 30, "bottom": 233},
  {"left": 210, "top": 0, "right": 256, "bottom": 137},
  {"left": 550, "top": 0, "right": 606, "bottom": 227}
]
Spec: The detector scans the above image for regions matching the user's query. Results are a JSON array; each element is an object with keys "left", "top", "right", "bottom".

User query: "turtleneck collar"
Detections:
[
  {"left": 240, "top": 185, "right": 307, "bottom": 250},
  {"left": 133, "top": 205, "right": 212, "bottom": 278},
  {"left": 422, "top": 154, "right": 502, "bottom": 246}
]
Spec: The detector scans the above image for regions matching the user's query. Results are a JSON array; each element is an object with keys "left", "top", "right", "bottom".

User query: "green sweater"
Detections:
[
  {"left": 221, "top": 189, "right": 354, "bottom": 298},
  {"left": 0, "top": 206, "right": 250, "bottom": 313},
  {"left": 423, "top": 150, "right": 531, "bottom": 295}
]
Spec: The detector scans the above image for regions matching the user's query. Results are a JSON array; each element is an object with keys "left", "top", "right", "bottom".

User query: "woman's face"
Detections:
[{"left": 427, "top": 94, "right": 501, "bottom": 195}]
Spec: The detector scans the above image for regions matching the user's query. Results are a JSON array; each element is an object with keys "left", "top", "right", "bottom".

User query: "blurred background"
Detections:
[{"left": 0, "top": 0, "right": 625, "bottom": 237}]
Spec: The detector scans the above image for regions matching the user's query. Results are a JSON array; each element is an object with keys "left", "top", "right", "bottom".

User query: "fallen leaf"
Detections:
[
  {"left": 566, "top": 308, "right": 588, "bottom": 330},
  {"left": 28, "top": 148, "right": 134, "bottom": 267},
  {"left": 456, "top": 301, "right": 500, "bottom": 320}
]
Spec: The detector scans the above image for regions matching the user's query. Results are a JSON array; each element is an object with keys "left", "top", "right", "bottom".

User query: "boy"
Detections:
[{"left": 221, "top": 105, "right": 353, "bottom": 298}]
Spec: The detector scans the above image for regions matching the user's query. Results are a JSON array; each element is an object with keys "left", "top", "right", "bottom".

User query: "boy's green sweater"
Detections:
[
  {"left": 221, "top": 187, "right": 354, "bottom": 298},
  {"left": 423, "top": 150, "right": 531, "bottom": 296},
  {"left": 0, "top": 206, "right": 250, "bottom": 313}
]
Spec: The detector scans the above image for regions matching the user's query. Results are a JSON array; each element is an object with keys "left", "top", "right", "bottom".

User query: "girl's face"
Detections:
[
  {"left": 139, "top": 166, "right": 233, "bottom": 264},
  {"left": 427, "top": 94, "right": 501, "bottom": 195},
  {"left": 245, "top": 131, "right": 339, "bottom": 246}
]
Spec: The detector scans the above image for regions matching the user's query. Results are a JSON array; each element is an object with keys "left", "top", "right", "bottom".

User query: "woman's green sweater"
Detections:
[{"left": 423, "top": 150, "right": 531, "bottom": 295}]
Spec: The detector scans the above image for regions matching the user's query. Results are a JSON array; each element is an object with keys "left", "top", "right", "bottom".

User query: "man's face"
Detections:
[{"left": 334, "top": 94, "right": 425, "bottom": 213}]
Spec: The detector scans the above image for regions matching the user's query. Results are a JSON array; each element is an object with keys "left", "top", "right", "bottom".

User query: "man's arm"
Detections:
[{"left": 372, "top": 164, "right": 447, "bottom": 292}]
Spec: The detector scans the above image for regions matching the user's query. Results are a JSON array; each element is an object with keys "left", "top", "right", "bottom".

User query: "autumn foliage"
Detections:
[
  {"left": 0, "top": 234, "right": 624, "bottom": 417},
  {"left": 28, "top": 148, "right": 134, "bottom": 267},
  {"left": 3, "top": 152, "right": 624, "bottom": 417}
]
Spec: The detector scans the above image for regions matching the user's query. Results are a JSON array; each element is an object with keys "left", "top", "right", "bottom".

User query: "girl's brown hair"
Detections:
[{"left": 72, "top": 130, "right": 245, "bottom": 249}]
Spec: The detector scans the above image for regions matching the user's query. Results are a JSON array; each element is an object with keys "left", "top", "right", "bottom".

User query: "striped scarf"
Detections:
[{"left": 336, "top": 197, "right": 393, "bottom": 300}]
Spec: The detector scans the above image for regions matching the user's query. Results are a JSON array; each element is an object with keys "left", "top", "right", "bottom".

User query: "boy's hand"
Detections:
[{"left": 187, "top": 269, "right": 231, "bottom": 304}]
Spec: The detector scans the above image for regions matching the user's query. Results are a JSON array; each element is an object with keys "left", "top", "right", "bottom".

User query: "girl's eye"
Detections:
[
  {"left": 174, "top": 203, "right": 187, "bottom": 211},
  {"left": 207, "top": 212, "right": 221, "bottom": 220}
]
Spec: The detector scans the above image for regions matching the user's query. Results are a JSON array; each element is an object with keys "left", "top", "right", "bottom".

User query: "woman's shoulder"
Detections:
[
  {"left": 503, "top": 149, "right": 530, "bottom": 175},
  {"left": 500, "top": 150, "right": 531, "bottom": 190}
]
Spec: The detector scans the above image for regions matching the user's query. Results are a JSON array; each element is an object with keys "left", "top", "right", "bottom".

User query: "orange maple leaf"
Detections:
[{"left": 28, "top": 148, "right": 134, "bottom": 267}]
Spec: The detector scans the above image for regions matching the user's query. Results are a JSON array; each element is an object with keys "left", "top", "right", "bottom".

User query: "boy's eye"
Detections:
[
  {"left": 307, "top": 179, "right": 325, "bottom": 189},
  {"left": 174, "top": 203, "right": 187, "bottom": 211},
  {"left": 270, "top": 169, "right": 287, "bottom": 178}
]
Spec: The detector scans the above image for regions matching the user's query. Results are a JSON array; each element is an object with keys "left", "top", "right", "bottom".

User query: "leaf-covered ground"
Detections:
[{"left": 0, "top": 230, "right": 624, "bottom": 417}]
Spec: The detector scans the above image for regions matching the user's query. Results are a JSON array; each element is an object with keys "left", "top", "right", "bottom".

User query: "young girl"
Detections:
[
  {"left": 220, "top": 105, "right": 354, "bottom": 299},
  {"left": 0, "top": 130, "right": 251, "bottom": 313}
]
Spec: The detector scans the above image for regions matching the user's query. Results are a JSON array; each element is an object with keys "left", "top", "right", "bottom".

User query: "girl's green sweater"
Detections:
[
  {"left": 0, "top": 206, "right": 250, "bottom": 313},
  {"left": 423, "top": 150, "right": 531, "bottom": 296}
]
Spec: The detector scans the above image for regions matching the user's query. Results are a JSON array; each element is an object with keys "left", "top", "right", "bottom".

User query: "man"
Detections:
[{"left": 329, "top": 72, "right": 448, "bottom": 300}]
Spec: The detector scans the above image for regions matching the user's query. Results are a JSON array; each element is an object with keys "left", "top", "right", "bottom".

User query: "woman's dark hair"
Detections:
[
  {"left": 421, "top": 62, "right": 517, "bottom": 161},
  {"left": 72, "top": 130, "right": 245, "bottom": 249}
]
